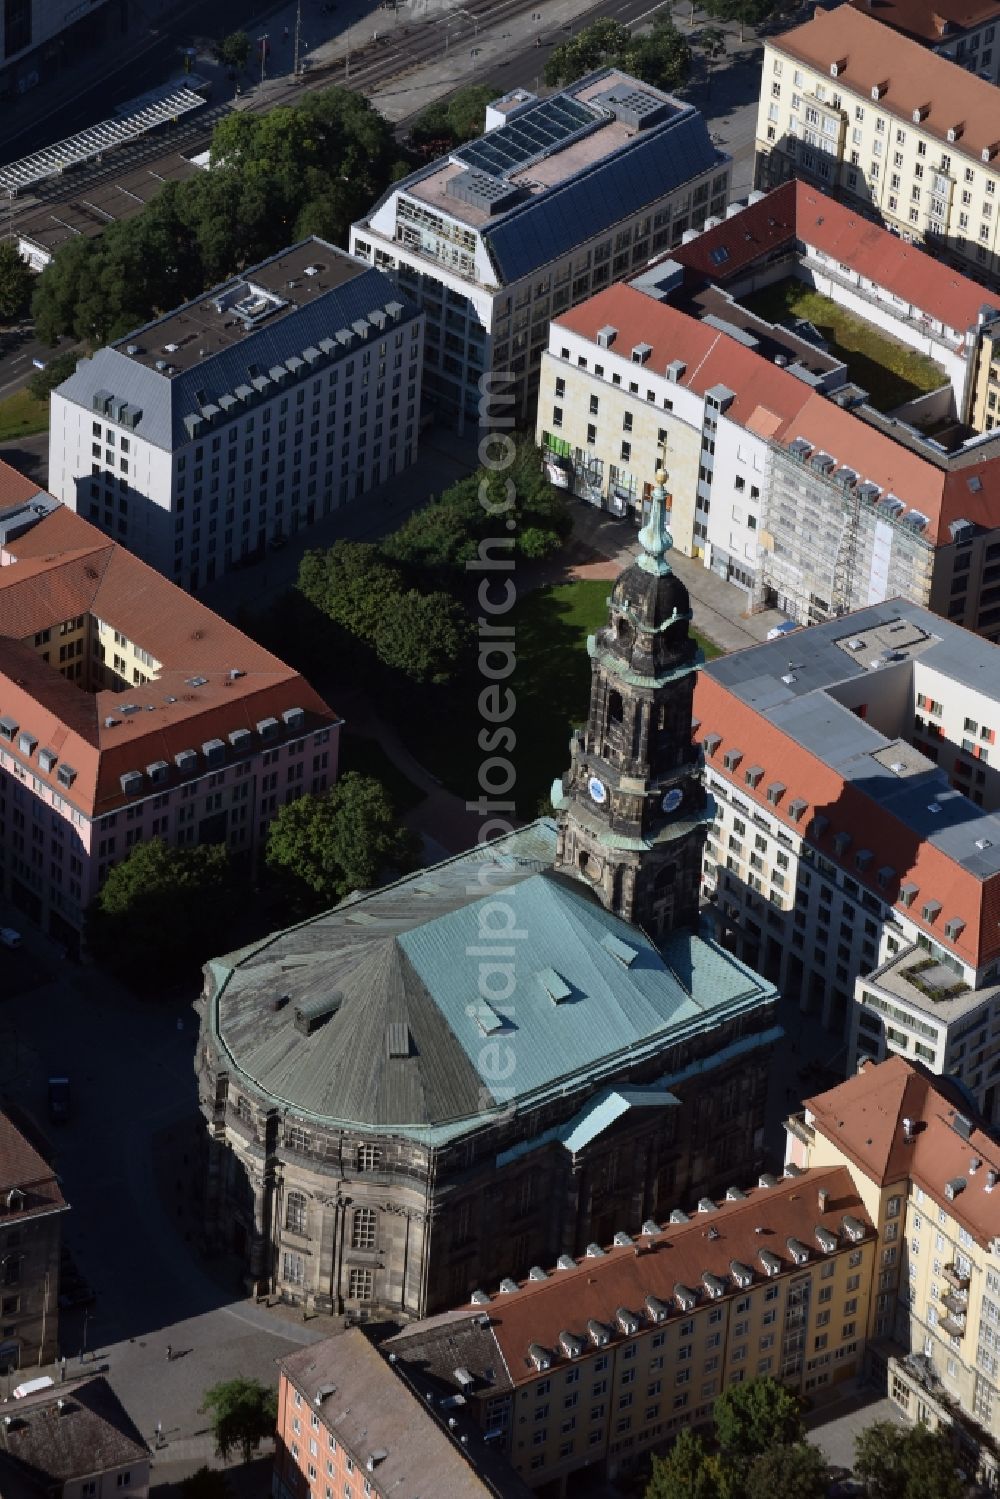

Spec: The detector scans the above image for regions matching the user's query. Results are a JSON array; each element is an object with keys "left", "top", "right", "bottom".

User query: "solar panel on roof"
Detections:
[{"left": 455, "top": 94, "right": 595, "bottom": 177}]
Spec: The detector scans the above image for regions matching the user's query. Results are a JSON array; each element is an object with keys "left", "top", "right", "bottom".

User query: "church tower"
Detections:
[{"left": 552, "top": 471, "right": 710, "bottom": 944}]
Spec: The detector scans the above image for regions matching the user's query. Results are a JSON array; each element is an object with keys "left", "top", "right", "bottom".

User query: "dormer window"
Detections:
[
  {"left": 945, "top": 917, "right": 966, "bottom": 940},
  {"left": 745, "top": 766, "right": 764, "bottom": 789},
  {"left": 723, "top": 748, "right": 743, "bottom": 772}
]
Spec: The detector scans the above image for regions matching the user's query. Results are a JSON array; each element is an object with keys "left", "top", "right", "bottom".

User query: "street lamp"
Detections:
[{"left": 257, "top": 34, "right": 269, "bottom": 93}]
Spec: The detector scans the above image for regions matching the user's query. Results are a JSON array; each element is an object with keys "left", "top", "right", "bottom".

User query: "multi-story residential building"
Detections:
[
  {"left": 197, "top": 524, "right": 778, "bottom": 1320},
  {"left": 274, "top": 1329, "right": 530, "bottom": 1499},
  {"left": 0, "top": 486, "right": 338, "bottom": 949},
  {"left": 537, "top": 180, "right": 1000, "bottom": 636},
  {"left": 350, "top": 71, "right": 730, "bottom": 425},
  {"left": 695, "top": 600, "right": 1000, "bottom": 1122},
  {"left": 386, "top": 1164, "right": 876, "bottom": 1493},
  {"left": 48, "top": 238, "right": 423, "bottom": 591},
  {"left": 786, "top": 1055, "right": 1000, "bottom": 1485},
  {"left": 0, "top": 0, "right": 124, "bottom": 102},
  {"left": 0, "top": 1374, "right": 148, "bottom": 1497},
  {"left": 755, "top": 5, "right": 1000, "bottom": 280},
  {"left": 0, "top": 1106, "right": 67, "bottom": 1374},
  {"left": 847, "top": 0, "right": 1000, "bottom": 82}
]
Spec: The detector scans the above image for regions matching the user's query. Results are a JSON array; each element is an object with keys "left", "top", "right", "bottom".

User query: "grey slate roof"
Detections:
[
  {"left": 54, "top": 242, "right": 418, "bottom": 452},
  {"left": 208, "top": 820, "right": 776, "bottom": 1142},
  {"left": 0, "top": 1375, "right": 148, "bottom": 1482},
  {"left": 482, "top": 110, "right": 723, "bottom": 284},
  {"left": 703, "top": 598, "right": 1000, "bottom": 876}
]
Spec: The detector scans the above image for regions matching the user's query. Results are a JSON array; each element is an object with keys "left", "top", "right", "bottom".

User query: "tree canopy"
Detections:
[
  {"left": 646, "top": 1429, "right": 727, "bottom": 1499},
  {"left": 215, "top": 31, "right": 251, "bottom": 71},
  {"left": 200, "top": 1377, "right": 277, "bottom": 1464},
  {"left": 181, "top": 1468, "right": 231, "bottom": 1499},
  {"left": 27, "top": 349, "right": 78, "bottom": 401},
  {"left": 86, "top": 837, "right": 242, "bottom": 983},
  {"left": 713, "top": 1374, "right": 805, "bottom": 1463},
  {"left": 265, "top": 772, "right": 417, "bottom": 908},
  {"left": 33, "top": 87, "right": 406, "bottom": 345},
  {"left": 854, "top": 1420, "right": 962, "bottom": 1499},
  {"left": 409, "top": 84, "right": 499, "bottom": 150},
  {"left": 744, "top": 1442, "right": 828, "bottom": 1499},
  {"left": 0, "top": 243, "right": 32, "bottom": 322},
  {"left": 544, "top": 15, "right": 691, "bottom": 92}
]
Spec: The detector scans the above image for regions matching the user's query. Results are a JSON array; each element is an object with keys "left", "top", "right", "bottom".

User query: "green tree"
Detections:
[
  {"left": 713, "top": 1375, "right": 805, "bottom": 1464},
  {"left": 26, "top": 349, "right": 78, "bottom": 400},
  {"left": 544, "top": 18, "right": 632, "bottom": 85},
  {"left": 216, "top": 31, "right": 251, "bottom": 71},
  {"left": 854, "top": 1420, "right": 961, "bottom": 1499},
  {"left": 0, "top": 242, "right": 32, "bottom": 321},
  {"left": 701, "top": 0, "right": 789, "bottom": 39},
  {"left": 646, "top": 1428, "right": 726, "bottom": 1499},
  {"left": 623, "top": 15, "right": 692, "bottom": 90},
  {"left": 375, "top": 589, "right": 472, "bottom": 686},
  {"left": 200, "top": 1378, "right": 277, "bottom": 1464},
  {"left": 410, "top": 83, "right": 499, "bottom": 149},
  {"left": 266, "top": 773, "right": 418, "bottom": 908},
  {"left": 698, "top": 23, "right": 727, "bottom": 58},
  {"left": 181, "top": 1468, "right": 231, "bottom": 1499},
  {"left": 745, "top": 1442, "right": 828, "bottom": 1499},
  {"left": 87, "top": 838, "right": 242, "bottom": 982}
]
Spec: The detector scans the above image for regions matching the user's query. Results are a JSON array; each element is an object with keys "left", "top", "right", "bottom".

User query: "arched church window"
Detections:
[{"left": 607, "top": 690, "right": 624, "bottom": 726}]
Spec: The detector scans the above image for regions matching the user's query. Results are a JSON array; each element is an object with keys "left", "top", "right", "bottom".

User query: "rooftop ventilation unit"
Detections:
[
  {"left": 293, "top": 993, "right": 342, "bottom": 1035},
  {"left": 976, "top": 837, "right": 993, "bottom": 851}
]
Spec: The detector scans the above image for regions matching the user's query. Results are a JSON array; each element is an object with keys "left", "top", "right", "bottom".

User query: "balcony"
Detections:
[
  {"left": 941, "top": 1284, "right": 968, "bottom": 1315},
  {"left": 944, "top": 1262, "right": 970, "bottom": 1291},
  {"left": 940, "top": 1313, "right": 967, "bottom": 1339}
]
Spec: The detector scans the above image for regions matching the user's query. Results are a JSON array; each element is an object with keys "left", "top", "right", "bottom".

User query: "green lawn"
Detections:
[
  {"left": 739, "top": 279, "right": 946, "bottom": 412},
  {"left": 404, "top": 579, "right": 722, "bottom": 818},
  {"left": 0, "top": 386, "right": 48, "bottom": 442}
]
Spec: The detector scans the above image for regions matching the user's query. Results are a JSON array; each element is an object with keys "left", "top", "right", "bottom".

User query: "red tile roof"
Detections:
[
  {"left": 0, "top": 466, "right": 45, "bottom": 512},
  {"left": 555, "top": 281, "right": 1000, "bottom": 545},
  {"left": 0, "top": 1108, "right": 67, "bottom": 1226},
  {"left": 671, "top": 181, "right": 1000, "bottom": 342},
  {"left": 467, "top": 1167, "right": 871, "bottom": 1384},
  {"left": 0, "top": 485, "right": 338, "bottom": 818},
  {"left": 694, "top": 667, "right": 1000, "bottom": 966},
  {"left": 772, "top": 4, "right": 1000, "bottom": 157},
  {"left": 849, "top": 0, "right": 1000, "bottom": 45},
  {"left": 807, "top": 1055, "right": 1000, "bottom": 1247}
]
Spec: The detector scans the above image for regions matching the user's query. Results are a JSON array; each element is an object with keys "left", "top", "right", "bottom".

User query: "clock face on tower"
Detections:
[
  {"left": 661, "top": 787, "right": 684, "bottom": 814},
  {"left": 588, "top": 776, "right": 608, "bottom": 805}
]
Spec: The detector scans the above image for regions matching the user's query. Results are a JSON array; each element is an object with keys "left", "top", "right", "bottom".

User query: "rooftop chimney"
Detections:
[{"left": 818, "top": 1187, "right": 829, "bottom": 1212}]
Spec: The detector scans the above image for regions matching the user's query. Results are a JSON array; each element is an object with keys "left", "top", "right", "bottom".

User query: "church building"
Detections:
[{"left": 195, "top": 477, "right": 780, "bottom": 1320}]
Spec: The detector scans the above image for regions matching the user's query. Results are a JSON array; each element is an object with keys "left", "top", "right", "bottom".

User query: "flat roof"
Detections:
[
  {"left": 113, "top": 240, "right": 364, "bottom": 376},
  {"left": 17, "top": 152, "right": 199, "bottom": 258}
]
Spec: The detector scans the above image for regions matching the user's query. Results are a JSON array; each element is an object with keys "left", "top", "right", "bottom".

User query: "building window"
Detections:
[
  {"left": 348, "top": 1267, "right": 373, "bottom": 1300},
  {"left": 357, "top": 1144, "right": 382, "bottom": 1172},
  {"left": 286, "top": 1192, "right": 307, "bottom": 1234},
  {"left": 283, "top": 1251, "right": 305, "bottom": 1286},
  {"left": 352, "top": 1208, "right": 377, "bottom": 1250}
]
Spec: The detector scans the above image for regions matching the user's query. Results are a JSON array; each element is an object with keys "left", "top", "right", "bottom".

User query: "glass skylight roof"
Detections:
[{"left": 455, "top": 95, "right": 596, "bottom": 178}]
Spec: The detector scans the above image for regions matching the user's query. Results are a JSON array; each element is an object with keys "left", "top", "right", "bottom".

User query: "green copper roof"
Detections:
[
  {"left": 635, "top": 473, "right": 673, "bottom": 577},
  {"left": 207, "top": 821, "right": 776, "bottom": 1143}
]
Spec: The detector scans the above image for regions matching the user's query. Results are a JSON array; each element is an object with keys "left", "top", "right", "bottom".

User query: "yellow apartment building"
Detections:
[{"left": 755, "top": 5, "right": 1000, "bottom": 280}]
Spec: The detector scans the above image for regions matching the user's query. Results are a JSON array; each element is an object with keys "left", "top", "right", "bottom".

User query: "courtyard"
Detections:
[{"left": 739, "top": 278, "right": 947, "bottom": 412}]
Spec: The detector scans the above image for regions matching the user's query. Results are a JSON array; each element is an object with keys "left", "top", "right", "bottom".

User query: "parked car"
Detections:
[
  {"left": 0, "top": 927, "right": 22, "bottom": 948},
  {"left": 767, "top": 618, "right": 801, "bottom": 641},
  {"left": 47, "top": 1076, "right": 70, "bottom": 1123}
]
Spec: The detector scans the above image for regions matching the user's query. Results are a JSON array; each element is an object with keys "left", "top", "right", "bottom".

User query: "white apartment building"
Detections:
[
  {"left": 350, "top": 71, "right": 730, "bottom": 426},
  {"left": 755, "top": 4, "right": 1000, "bottom": 280},
  {"left": 695, "top": 602, "right": 1000, "bottom": 1123},
  {"left": 537, "top": 181, "right": 1000, "bottom": 638},
  {"left": 48, "top": 238, "right": 423, "bottom": 592}
]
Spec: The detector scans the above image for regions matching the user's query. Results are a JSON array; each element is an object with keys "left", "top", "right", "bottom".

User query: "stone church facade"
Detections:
[{"left": 196, "top": 480, "right": 780, "bottom": 1321}]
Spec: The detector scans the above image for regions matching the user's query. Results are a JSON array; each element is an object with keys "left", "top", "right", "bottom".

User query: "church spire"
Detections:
[{"left": 551, "top": 469, "right": 711, "bottom": 944}]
